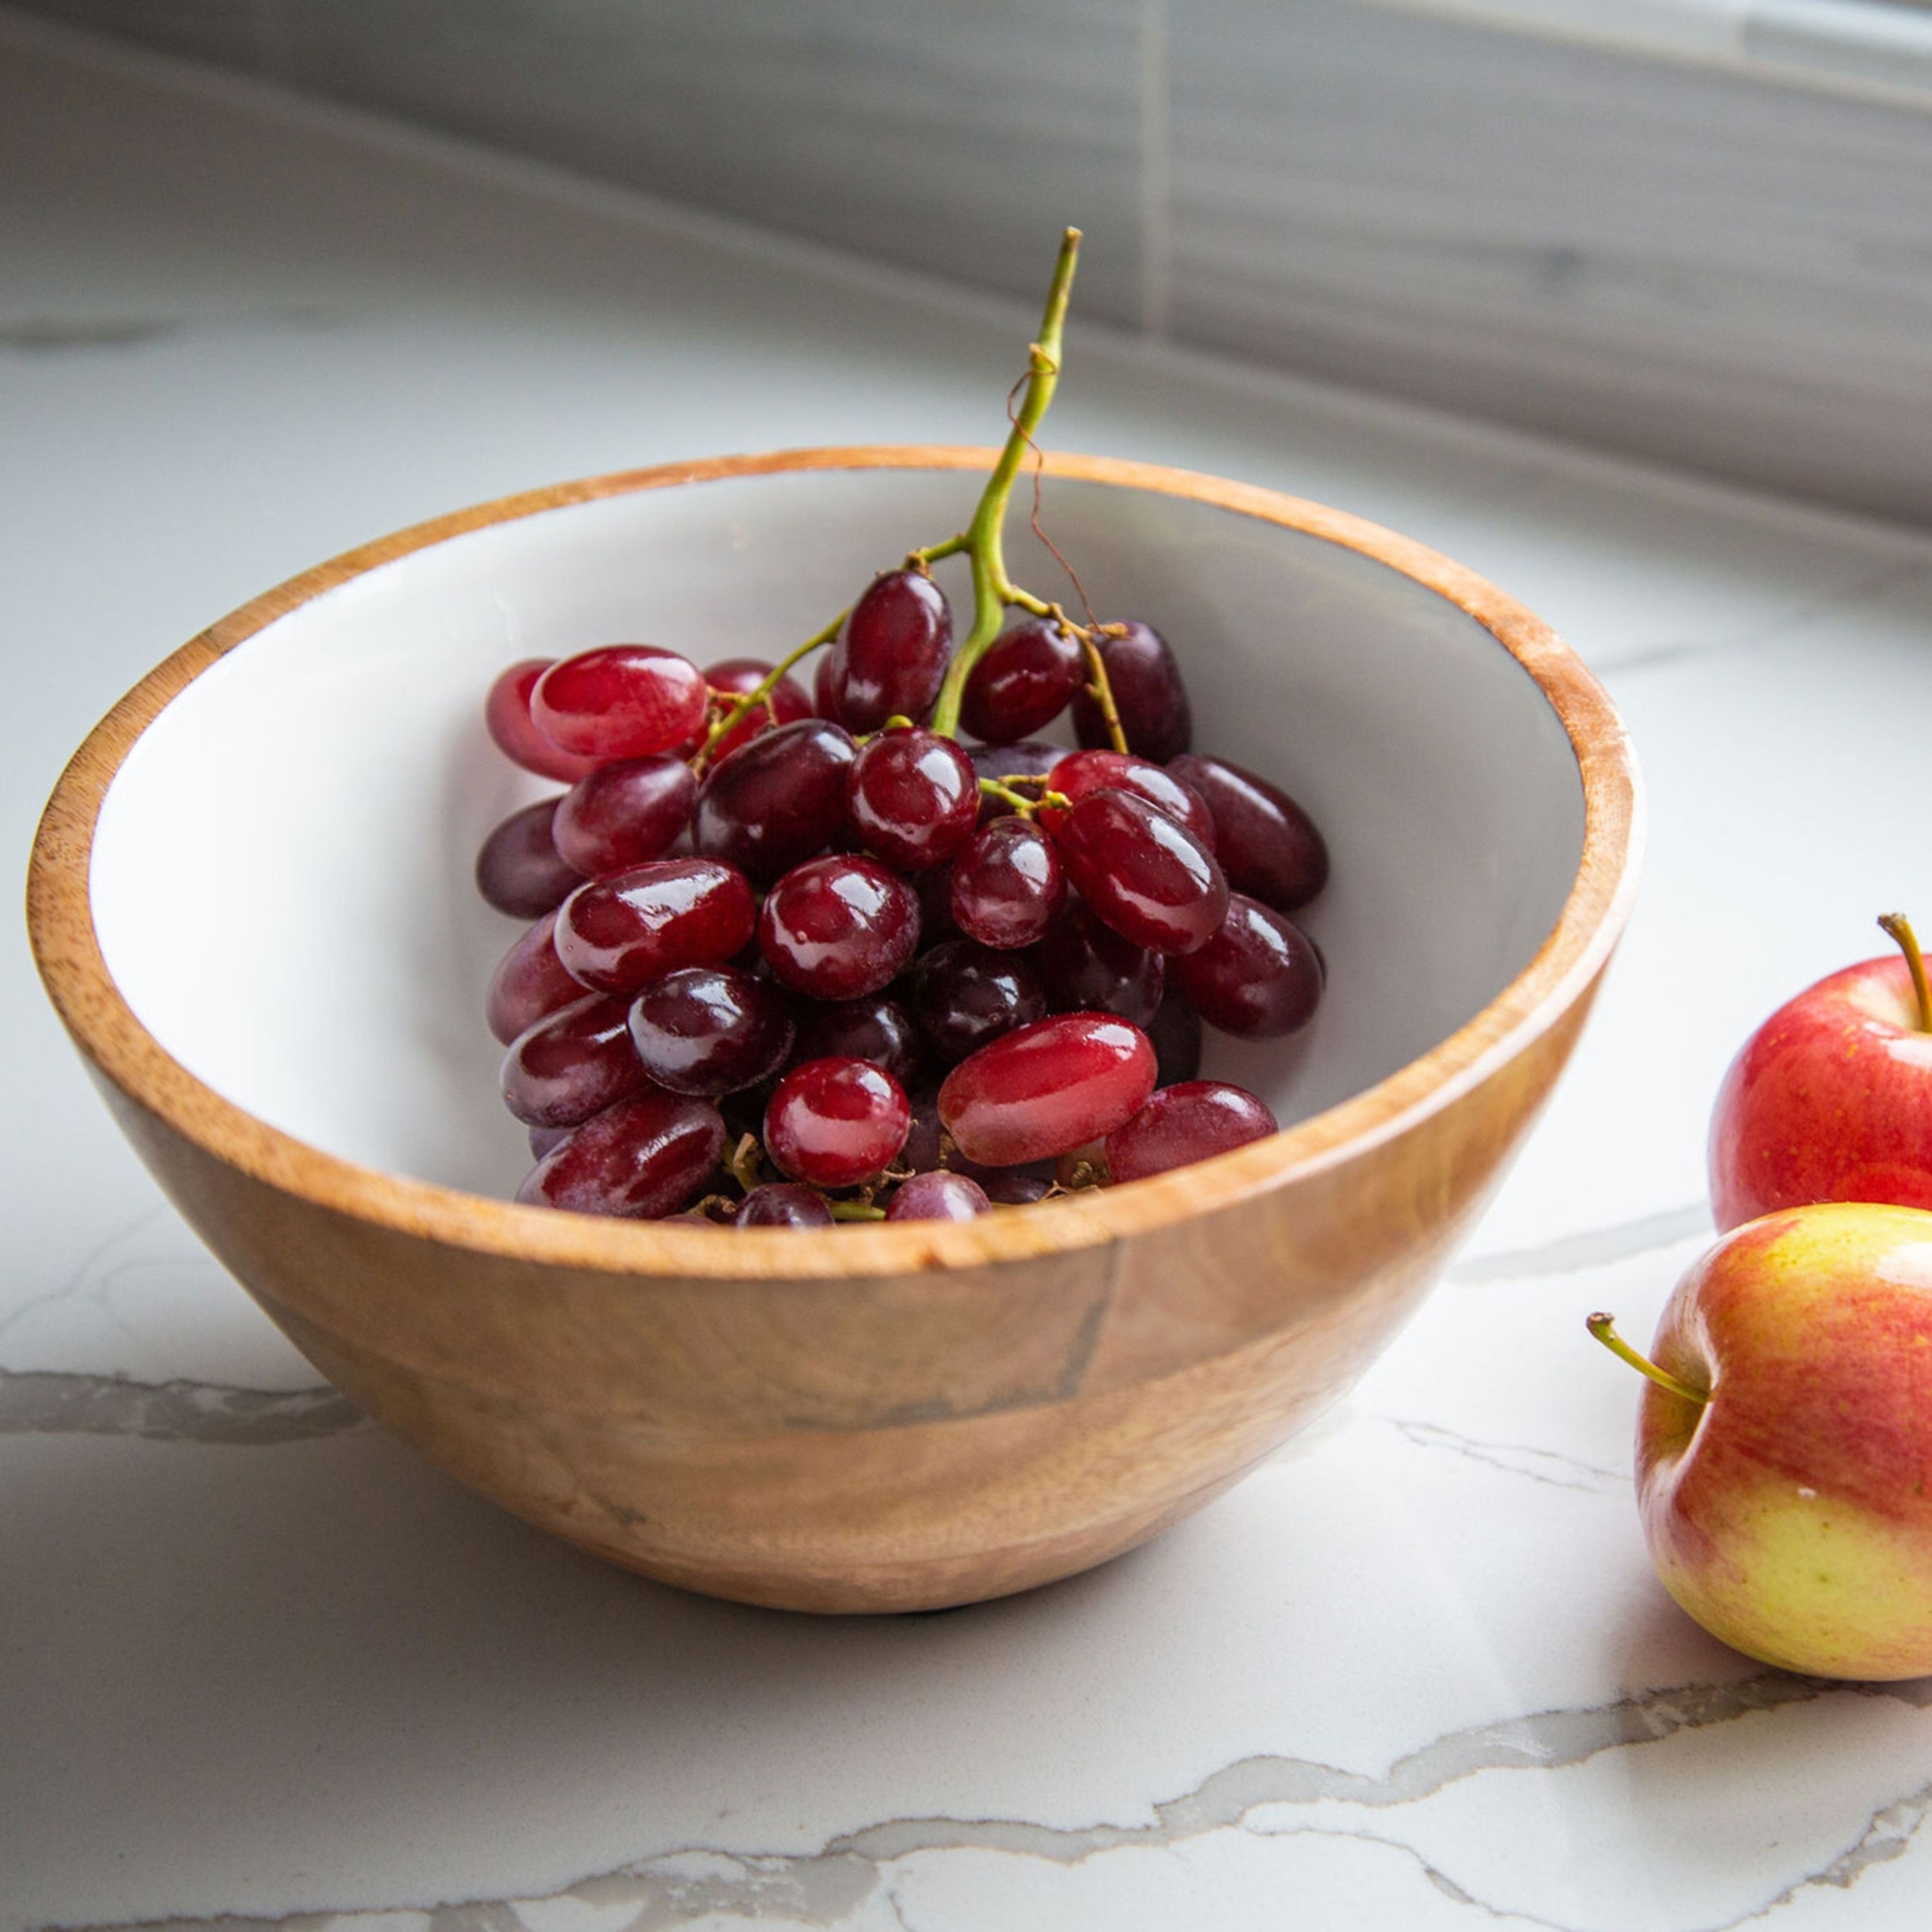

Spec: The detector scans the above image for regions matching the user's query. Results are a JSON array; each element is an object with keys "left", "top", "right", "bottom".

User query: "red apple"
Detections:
[
  {"left": 1709, "top": 913, "right": 1932, "bottom": 1232},
  {"left": 1590, "top": 1201, "right": 1932, "bottom": 1679}
]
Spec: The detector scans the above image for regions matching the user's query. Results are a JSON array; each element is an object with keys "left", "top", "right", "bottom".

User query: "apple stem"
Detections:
[
  {"left": 1586, "top": 1313, "right": 1709, "bottom": 1406},
  {"left": 1879, "top": 913, "right": 1932, "bottom": 1034}
]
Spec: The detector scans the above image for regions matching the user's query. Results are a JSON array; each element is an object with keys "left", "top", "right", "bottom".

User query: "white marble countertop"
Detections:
[{"left": 9, "top": 15, "right": 1932, "bottom": 1931}]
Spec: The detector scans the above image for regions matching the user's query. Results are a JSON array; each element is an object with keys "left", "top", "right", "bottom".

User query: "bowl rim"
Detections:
[{"left": 28, "top": 445, "right": 1643, "bottom": 1280}]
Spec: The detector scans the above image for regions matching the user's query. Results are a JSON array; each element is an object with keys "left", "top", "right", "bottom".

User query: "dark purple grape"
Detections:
[
  {"left": 692, "top": 717, "right": 858, "bottom": 885},
  {"left": 907, "top": 939, "right": 1048, "bottom": 1065},
  {"left": 737, "top": 1181, "right": 835, "bottom": 1227},
  {"left": 1029, "top": 904, "right": 1164, "bottom": 1027},
  {"left": 488, "top": 909, "right": 586, "bottom": 1045},
  {"left": 1041, "top": 750, "right": 1215, "bottom": 852},
  {"left": 555, "top": 858, "right": 757, "bottom": 996},
  {"left": 886, "top": 1171, "right": 991, "bottom": 1222},
  {"left": 1166, "top": 753, "right": 1329, "bottom": 912},
  {"left": 1173, "top": 895, "right": 1323, "bottom": 1037},
  {"left": 1105, "top": 1081, "right": 1278, "bottom": 1182},
  {"left": 626, "top": 965, "right": 793, "bottom": 1096},
  {"left": 846, "top": 727, "right": 979, "bottom": 872},
  {"left": 949, "top": 817, "right": 1065, "bottom": 949},
  {"left": 758, "top": 855, "right": 921, "bottom": 1001},
  {"left": 517, "top": 1090, "right": 726, "bottom": 1218},
  {"left": 791, "top": 994, "right": 923, "bottom": 1088},
  {"left": 1073, "top": 621, "right": 1191, "bottom": 762},
  {"left": 529, "top": 1122, "right": 574, "bottom": 1160},
  {"left": 900, "top": 1088, "right": 949, "bottom": 1172},
  {"left": 764, "top": 1056, "right": 910, "bottom": 1186},
  {"left": 476, "top": 798, "right": 582, "bottom": 918},
  {"left": 1049, "top": 790, "right": 1229, "bottom": 956},
  {"left": 977, "top": 1169, "right": 1052, "bottom": 1206},
  {"left": 960, "top": 615, "right": 1084, "bottom": 743},
  {"left": 915, "top": 861, "right": 961, "bottom": 945},
  {"left": 826, "top": 569, "right": 952, "bottom": 731},
  {"left": 968, "top": 740, "right": 1065, "bottom": 824},
  {"left": 1146, "top": 994, "right": 1204, "bottom": 1086},
  {"left": 553, "top": 754, "right": 696, "bottom": 877},
  {"left": 501, "top": 993, "right": 654, "bottom": 1128}
]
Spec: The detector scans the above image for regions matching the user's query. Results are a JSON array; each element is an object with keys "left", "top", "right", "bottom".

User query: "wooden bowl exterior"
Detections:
[{"left": 30, "top": 448, "right": 1641, "bottom": 1613}]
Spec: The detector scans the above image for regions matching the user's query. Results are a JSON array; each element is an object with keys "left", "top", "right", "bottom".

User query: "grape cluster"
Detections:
[{"left": 477, "top": 572, "right": 1329, "bottom": 1227}]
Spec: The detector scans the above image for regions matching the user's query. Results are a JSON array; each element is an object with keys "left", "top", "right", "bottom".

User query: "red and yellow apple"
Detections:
[
  {"left": 1591, "top": 1201, "right": 1932, "bottom": 1679},
  {"left": 1709, "top": 913, "right": 1932, "bottom": 1231}
]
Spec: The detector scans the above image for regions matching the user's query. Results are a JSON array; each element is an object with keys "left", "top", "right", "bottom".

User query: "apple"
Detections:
[
  {"left": 1709, "top": 913, "right": 1932, "bottom": 1231},
  {"left": 1589, "top": 1200, "right": 1932, "bottom": 1679}
]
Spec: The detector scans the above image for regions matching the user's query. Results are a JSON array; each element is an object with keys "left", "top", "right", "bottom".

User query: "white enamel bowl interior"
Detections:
[{"left": 90, "top": 467, "right": 1584, "bottom": 1202}]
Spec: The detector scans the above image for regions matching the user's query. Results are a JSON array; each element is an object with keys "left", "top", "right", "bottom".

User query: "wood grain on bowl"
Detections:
[{"left": 28, "top": 448, "right": 1640, "bottom": 1613}]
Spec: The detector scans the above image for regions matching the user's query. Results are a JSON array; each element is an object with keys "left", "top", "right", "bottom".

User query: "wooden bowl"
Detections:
[{"left": 28, "top": 448, "right": 1640, "bottom": 1613}]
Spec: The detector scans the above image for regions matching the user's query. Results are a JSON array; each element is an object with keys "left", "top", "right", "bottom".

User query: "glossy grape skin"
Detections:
[
  {"left": 1050, "top": 789, "right": 1229, "bottom": 956},
  {"left": 485, "top": 659, "right": 597, "bottom": 783},
  {"left": 626, "top": 965, "right": 793, "bottom": 1096},
  {"left": 475, "top": 798, "right": 582, "bottom": 918},
  {"left": 1029, "top": 903, "right": 1164, "bottom": 1028},
  {"left": 1072, "top": 621, "right": 1192, "bottom": 762},
  {"left": 1167, "top": 753, "right": 1329, "bottom": 912},
  {"left": 1173, "top": 894, "right": 1323, "bottom": 1037},
  {"left": 703, "top": 657, "right": 814, "bottom": 764},
  {"left": 501, "top": 992, "right": 654, "bottom": 1128},
  {"left": 1105, "top": 1081, "right": 1278, "bottom": 1182},
  {"left": 517, "top": 1089, "right": 726, "bottom": 1218},
  {"left": 826, "top": 569, "right": 952, "bottom": 731},
  {"left": 940, "top": 1013, "right": 1157, "bottom": 1166},
  {"left": 791, "top": 994, "right": 923, "bottom": 1089},
  {"left": 1041, "top": 750, "right": 1215, "bottom": 851},
  {"left": 949, "top": 817, "right": 1065, "bottom": 949},
  {"left": 487, "top": 909, "right": 583, "bottom": 1045},
  {"left": 529, "top": 1122, "right": 574, "bottom": 1159},
  {"left": 1147, "top": 994, "right": 1204, "bottom": 1086},
  {"left": 764, "top": 1056, "right": 910, "bottom": 1187},
  {"left": 555, "top": 858, "right": 757, "bottom": 996},
  {"left": 737, "top": 1180, "right": 836, "bottom": 1227},
  {"left": 692, "top": 716, "right": 858, "bottom": 885},
  {"left": 907, "top": 939, "right": 1047, "bottom": 1065},
  {"left": 886, "top": 1170, "right": 991, "bottom": 1222},
  {"left": 968, "top": 740, "right": 1065, "bottom": 823},
  {"left": 531, "top": 645, "right": 710, "bottom": 761},
  {"left": 846, "top": 727, "right": 980, "bottom": 872},
  {"left": 758, "top": 855, "right": 920, "bottom": 1001},
  {"left": 960, "top": 615, "right": 1084, "bottom": 743},
  {"left": 553, "top": 754, "right": 696, "bottom": 877}
]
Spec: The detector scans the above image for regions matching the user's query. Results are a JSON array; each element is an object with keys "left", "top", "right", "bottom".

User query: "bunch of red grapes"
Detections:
[{"left": 478, "top": 571, "right": 1327, "bottom": 1226}]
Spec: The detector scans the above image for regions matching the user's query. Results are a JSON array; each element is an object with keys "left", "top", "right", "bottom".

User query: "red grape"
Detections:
[
  {"left": 846, "top": 727, "right": 979, "bottom": 872},
  {"left": 758, "top": 855, "right": 920, "bottom": 1001},
  {"left": 1029, "top": 903, "right": 1164, "bottom": 1027},
  {"left": 476, "top": 798, "right": 583, "bottom": 919},
  {"left": 1040, "top": 750, "right": 1215, "bottom": 851},
  {"left": 764, "top": 1056, "right": 910, "bottom": 1187},
  {"left": 555, "top": 858, "right": 757, "bottom": 996},
  {"left": 886, "top": 1171, "right": 991, "bottom": 1221},
  {"left": 907, "top": 939, "right": 1046, "bottom": 1065},
  {"left": 692, "top": 716, "right": 857, "bottom": 885},
  {"left": 1050, "top": 789, "right": 1228, "bottom": 956},
  {"left": 553, "top": 755, "right": 696, "bottom": 876},
  {"left": 825, "top": 570, "right": 952, "bottom": 730},
  {"left": 1167, "top": 753, "right": 1328, "bottom": 912},
  {"left": 1072, "top": 621, "right": 1192, "bottom": 762},
  {"left": 532, "top": 645, "right": 710, "bottom": 761},
  {"left": 487, "top": 909, "right": 583, "bottom": 1045},
  {"left": 517, "top": 1089, "right": 726, "bottom": 1218},
  {"left": 960, "top": 615, "right": 1083, "bottom": 743},
  {"left": 1104, "top": 1080, "right": 1277, "bottom": 1182},
  {"left": 949, "top": 817, "right": 1065, "bottom": 949},
  {"left": 938, "top": 1012, "right": 1157, "bottom": 1166},
  {"left": 486, "top": 659, "right": 597, "bottom": 783},
  {"left": 501, "top": 992, "right": 654, "bottom": 1128},
  {"left": 627, "top": 965, "right": 794, "bottom": 1095},
  {"left": 1173, "top": 895, "right": 1323, "bottom": 1037},
  {"left": 703, "top": 656, "right": 814, "bottom": 763},
  {"left": 738, "top": 1181, "right": 835, "bottom": 1227}
]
